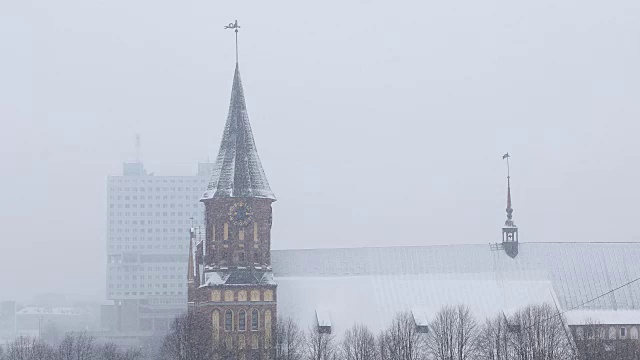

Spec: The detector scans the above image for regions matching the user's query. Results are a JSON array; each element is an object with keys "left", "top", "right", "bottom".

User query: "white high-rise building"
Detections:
[{"left": 104, "top": 162, "right": 212, "bottom": 342}]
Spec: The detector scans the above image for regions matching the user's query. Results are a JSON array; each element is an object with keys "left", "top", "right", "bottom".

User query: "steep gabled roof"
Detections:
[
  {"left": 202, "top": 64, "right": 275, "bottom": 201},
  {"left": 271, "top": 243, "right": 640, "bottom": 335}
]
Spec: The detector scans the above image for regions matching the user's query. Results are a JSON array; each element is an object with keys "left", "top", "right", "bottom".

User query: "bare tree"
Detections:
[
  {"left": 572, "top": 320, "right": 608, "bottom": 360},
  {"left": 57, "top": 332, "right": 95, "bottom": 360},
  {"left": 276, "top": 317, "right": 305, "bottom": 360},
  {"left": 95, "top": 343, "right": 143, "bottom": 360},
  {"left": 426, "top": 305, "right": 478, "bottom": 360},
  {"left": 160, "top": 311, "right": 212, "bottom": 360},
  {"left": 379, "top": 312, "right": 424, "bottom": 360},
  {"left": 507, "top": 304, "right": 573, "bottom": 360},
  {"left": 305, "top": 327, "right": 337, "bottom": 360},
  {"left": 342, "top": 324, "right": 377, "bottom": 360},
  {"left": 476, "top": 315, "right": 510, "bottom": 360},
  {"left": 376, "top": 333, "right": 390, "bottom": 360},
  {"left": 4, "top": 336, "right": 55, "bottom": 360}
]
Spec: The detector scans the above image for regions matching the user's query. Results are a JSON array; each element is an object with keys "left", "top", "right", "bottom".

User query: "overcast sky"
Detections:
[{"left": 1, "top": 0, "right": 639, "bottom": 302}]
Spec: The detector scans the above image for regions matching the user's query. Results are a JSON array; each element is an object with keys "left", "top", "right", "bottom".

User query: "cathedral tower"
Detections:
[{"left": 189, "top": 63, "right": 277, "bottom": 359}]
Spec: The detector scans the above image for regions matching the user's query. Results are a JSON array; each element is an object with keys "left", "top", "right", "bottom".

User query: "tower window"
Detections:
[
  {"left": 253, "top": 222, "right": 258, "bottom": 241},
  {"left": 212, "top": 310, "right": 220, "bottom": 343},
  {"left": 224, "top": 223, "right": 229, "bottom": 240},
  {"left": 239, "top": 310, "right": 246, "bottom": 331},
  {"left": 251, "top": 309, "right": 259, "bottom": 331},
  {"left": 621, "top": 327, "right": 627, "bottom": 338},
  {"left": 225, "top": 310, "right": 233, "bottom": 331},
  {"left": 239, "top": 229, "right": 245, "bottom": 241}
]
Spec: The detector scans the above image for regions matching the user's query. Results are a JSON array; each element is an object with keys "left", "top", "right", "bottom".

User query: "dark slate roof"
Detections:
[
  {"left": 271, "top": 243, "right": 640, "bottom": 334},
  {"left": 202, "top": 64, "right": 275, "bottom": 201}
]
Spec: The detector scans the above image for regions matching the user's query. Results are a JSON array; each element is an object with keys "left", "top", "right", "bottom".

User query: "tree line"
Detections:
[
  {"left": 0, "top": 332, "right": 142, "bottom": 360},
  {"left": 2, "top": 303, "right": 638, "bottom": 360},
  {"left": 159, "top": 303, "right": 640, "bottom": 360}
]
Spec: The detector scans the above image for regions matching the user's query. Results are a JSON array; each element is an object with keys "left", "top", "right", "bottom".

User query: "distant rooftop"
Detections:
[{"left": 118, "top": 162, "right": 214, "bottom": 177}]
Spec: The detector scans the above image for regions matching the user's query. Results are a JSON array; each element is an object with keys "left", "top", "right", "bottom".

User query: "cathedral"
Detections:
[
  {"left": 188, "top": 60, "right": 640, "bottom": 358},
  {"left": 188, "top": 63, "right": 277, "bottom": 358}
]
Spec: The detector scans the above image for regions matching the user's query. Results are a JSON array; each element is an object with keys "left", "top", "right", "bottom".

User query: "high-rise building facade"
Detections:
[{"left": 105, "top": 162, "right": 213, "bottom": 339}]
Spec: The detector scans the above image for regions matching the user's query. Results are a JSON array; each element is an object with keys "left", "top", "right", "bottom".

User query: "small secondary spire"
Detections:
[
  {"left": 501, "top": 152, "right": 519, "bottom": 257},
  {"left": 502, "top": 152, "right": 514, "bottom": 225},
  {"left": 224, "top": 20, "right": 241, "bottom": 64}
]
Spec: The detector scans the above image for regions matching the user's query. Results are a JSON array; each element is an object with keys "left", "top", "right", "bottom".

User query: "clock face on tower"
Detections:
[{"left": 228, "top": 201, "right": 254, "bottom": 227}]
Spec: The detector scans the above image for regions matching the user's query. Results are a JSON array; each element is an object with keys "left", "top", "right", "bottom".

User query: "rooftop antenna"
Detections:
[
  {"left": 224, "top": 20, "right": 241, "bottom": 64},
  {"left": 135, "top": 133, "right": 142, "bottom": 163}
]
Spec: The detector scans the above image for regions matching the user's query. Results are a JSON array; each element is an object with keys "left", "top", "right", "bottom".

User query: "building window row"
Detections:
[
  {"left": 211, "top": 289, "right": 274, "bottom": 302},
  {"left": 213, "top": 310, "right": 272, "bottom": 350},
  {"left": 219, "top": 309, "right": 265, "bottom": 332},
  {"left": 576, "top": 325, "right": 639, "bottom": 340}
]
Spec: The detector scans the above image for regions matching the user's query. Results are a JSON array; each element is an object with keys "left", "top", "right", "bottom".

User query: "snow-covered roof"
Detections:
[
  {"left": 201, "top": 64, "right": 275, "bottom": 201},
  {"left": 315, "top": 309, "right": 332, "bottom": 327},
  {"left": 16, "top": 307, "right": 90, "bottom": 316},
  {"left": 201, "top": 269, "right": 276, "bottom": 287},
  {"left": 566, "top": 310, "right": 640, "bottom": 325},
  {"left": 271, "top": 243, "right": 640, "bottom": 335}
]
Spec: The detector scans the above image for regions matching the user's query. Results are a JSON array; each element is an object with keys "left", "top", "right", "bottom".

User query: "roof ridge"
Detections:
[{"left": 272, "top": 242, "right": 640, "bottom": 252}]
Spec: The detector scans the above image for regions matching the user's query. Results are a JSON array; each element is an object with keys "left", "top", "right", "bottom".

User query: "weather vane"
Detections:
[
  {"left": 224, "top": 20, "right": 241, "bottom": 63},
  {"left": 502, "top": 152, "right": 511, "bottom": 180}
]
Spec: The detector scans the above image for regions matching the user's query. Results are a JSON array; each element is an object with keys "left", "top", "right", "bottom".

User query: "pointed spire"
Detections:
[
  {"left": 188, "top": 229, "right": 195, "bottom": 282},
  {"left": 202, "top": 64, "right": 276, "bottom": 201},
  {"left": 506, "top": 176, "right": 513, "bottom": 225}
]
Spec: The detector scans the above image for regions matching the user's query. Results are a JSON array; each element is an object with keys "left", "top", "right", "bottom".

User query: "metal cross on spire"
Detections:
[{"left": 224, "top": 20, "right": 241, "bottom": 63}]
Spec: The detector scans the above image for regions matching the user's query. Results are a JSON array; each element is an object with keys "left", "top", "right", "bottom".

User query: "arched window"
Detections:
[
  {"left": 239, "top": 310, "right": 246, "bottom": 331},
  {"left": 225, "top": 310, "right": 233, "bottom": 331},
  {"left": 265, "top": 310, "right": 272, "bottom": 349},
  {"left": 251, "top": 309, "right": 259, "bottom": 331},
  {"left": 212, "top": 310, "right": 220, "bottom": 343}
]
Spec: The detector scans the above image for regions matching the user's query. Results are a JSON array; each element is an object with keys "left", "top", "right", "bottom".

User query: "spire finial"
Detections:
[
  {"left": 502, "top": 153, "right": 514, "bottom": 224},
  {"left": 224, "top": 20, "right": 241, "bottom": 64}
]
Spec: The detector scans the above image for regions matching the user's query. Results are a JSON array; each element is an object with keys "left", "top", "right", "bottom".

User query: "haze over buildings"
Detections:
[
  {"left": 1, "top": 0, "right": 640, "bottom": 304},
  {"left": 104, "top": 161, "right": 212, "bottom": 336}
]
